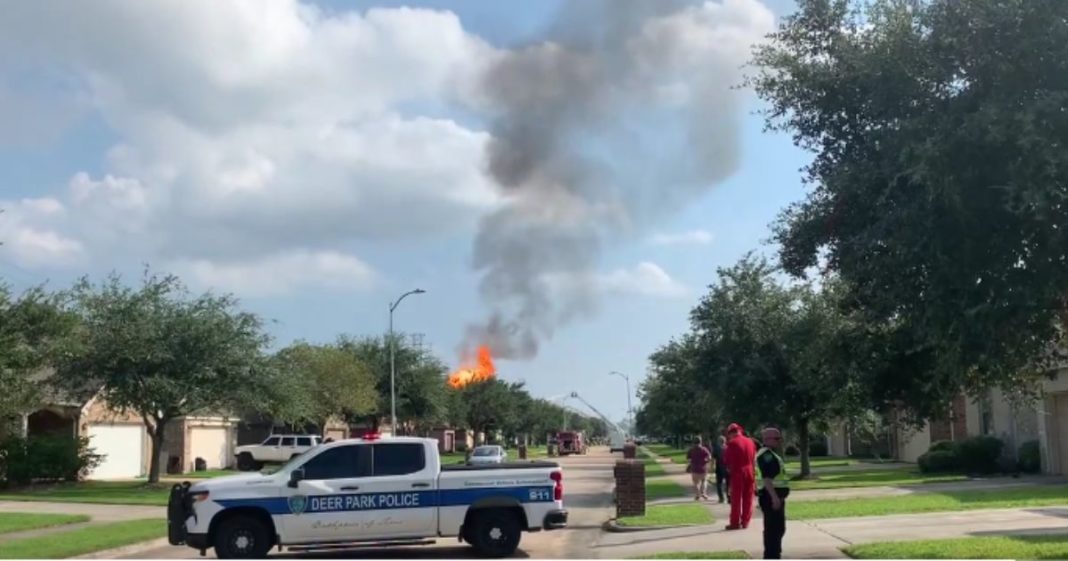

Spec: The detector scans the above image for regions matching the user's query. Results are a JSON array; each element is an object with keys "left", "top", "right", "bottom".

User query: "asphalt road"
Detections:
[{"left": 132, "top": 446, "right": 617, "bottom": 559}]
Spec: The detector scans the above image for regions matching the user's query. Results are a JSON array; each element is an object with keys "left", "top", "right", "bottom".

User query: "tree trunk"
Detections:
[
  {"left": 146, "top": 417, "right": 169, "bottom": 485},
  {"left": 797, "top": 418, "right": 811, "bottom": 479}
]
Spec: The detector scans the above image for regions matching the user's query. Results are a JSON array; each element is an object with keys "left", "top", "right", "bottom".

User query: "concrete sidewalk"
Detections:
[{"left": 594, "top": 506, "right": 1068, "bottom": 559}]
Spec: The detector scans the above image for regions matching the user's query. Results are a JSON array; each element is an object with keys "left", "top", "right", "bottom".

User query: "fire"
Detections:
[{"left": 447, "top": 346, "right": 496, "bottom": 389}]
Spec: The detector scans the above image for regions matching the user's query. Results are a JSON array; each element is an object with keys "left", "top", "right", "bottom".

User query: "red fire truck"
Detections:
[{"left": 556, "top": 430, "right": 587, "bottom": 456}]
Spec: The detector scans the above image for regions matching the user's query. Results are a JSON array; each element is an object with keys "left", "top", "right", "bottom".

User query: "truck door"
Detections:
[
  {"left": 359, "top": 442, "right": 437, "bottom": 539},
  {"left": 283, "top": 444, "right": 375, "bottom": 543}
]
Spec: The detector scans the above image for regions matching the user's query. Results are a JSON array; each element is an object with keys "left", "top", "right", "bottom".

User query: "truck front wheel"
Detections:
[
  {"left": 468, "top": 509, "right": 522, "bottom": 558},
  {"left": 214, "top": 515, "right": 271, "bottom": 559}
]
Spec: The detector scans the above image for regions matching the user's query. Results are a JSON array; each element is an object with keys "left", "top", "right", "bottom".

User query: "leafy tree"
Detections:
[
  {"left": 748, "top": 0, "right": 1068, "bottom": 416},
  {"left": 53, "top": 272, "right": 270, "bottom": 483},
  {"left": 0, "top": 284, "right": 76, "bottom": 422},
  {"left": 688, "top": 256, "right": 863, "bottom": 477},
  {"left": 273, "top": 343, "right": 378, "bottom": 434},
  {"left": 459, "top": 379, "right": 521, "bottom": 445},
  {"left": 337, "top": 334, "right": 448, "bottom": 434}
]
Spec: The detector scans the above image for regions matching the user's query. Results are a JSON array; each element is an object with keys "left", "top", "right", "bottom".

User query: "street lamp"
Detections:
[
  {"left": 389, "top": 288, "right": 425, "bottom": 436},
  {"left": 609, "top": 371, "right": 633, "bottom": 434}
]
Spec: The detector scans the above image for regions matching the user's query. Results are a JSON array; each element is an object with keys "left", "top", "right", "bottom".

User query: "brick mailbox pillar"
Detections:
[
  {"left": 614, "top": 459, "right": 646, "bottom": 518},
  {"left": 623, "top": 441, "right": 637, "bottom": 459}
]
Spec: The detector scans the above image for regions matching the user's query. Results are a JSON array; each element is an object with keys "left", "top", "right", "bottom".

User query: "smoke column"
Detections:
[{"left": 464, "top": 0, "right": 775, "bottom": 359}]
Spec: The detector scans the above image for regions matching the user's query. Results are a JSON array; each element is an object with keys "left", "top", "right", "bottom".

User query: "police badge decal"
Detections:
[{"left": 288, "top": 495, "right": 308, "bottom": 515}]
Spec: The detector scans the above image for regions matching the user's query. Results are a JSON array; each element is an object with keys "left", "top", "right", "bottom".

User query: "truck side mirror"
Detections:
[{"left": 288, "top": 468, "right": 305, "bottom": 489}]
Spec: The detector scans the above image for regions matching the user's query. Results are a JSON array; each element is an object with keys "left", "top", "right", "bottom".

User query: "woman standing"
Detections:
[{"left": 686, "top": 436, "right": 713, "bottom": 500}]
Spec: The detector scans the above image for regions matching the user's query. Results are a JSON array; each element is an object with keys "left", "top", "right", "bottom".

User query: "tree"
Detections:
[
  {"left": 459, "top": 379, "right": 521, "bottom": 445},
  {"left": 0, "top": 284, "right": 76, "bottom": 423},
  {"left": 273, "top": 343, "right": 378, "bottom": 434},
  {"left": 53, "top": 272, "right": 270, "bottom": 483},
  {"left": 337, "top": 334, "right": 449, "bottom": 434},
  {"left": 749, "top": 0, "right": 1068, "bottom": 417},
  {"left": 689, "top": 256, "right": 863, "bottom": 477}
]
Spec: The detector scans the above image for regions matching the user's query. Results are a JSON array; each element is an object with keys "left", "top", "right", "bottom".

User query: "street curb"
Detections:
[
  {"left": 71, "top": 536, "right": 169, "bottom": 559},
  {"left": 602, "top": 519, "right": 703, "bottom": 533}
]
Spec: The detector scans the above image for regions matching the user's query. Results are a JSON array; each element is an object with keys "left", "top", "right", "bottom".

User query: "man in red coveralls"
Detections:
[{"left": 723, "top": 422, "right": 757, "bottom": 530}]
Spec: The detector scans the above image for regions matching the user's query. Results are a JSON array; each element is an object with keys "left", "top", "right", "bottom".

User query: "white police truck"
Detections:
[{"left": 167, "top": 436, "right": 568, "bottom": 558}]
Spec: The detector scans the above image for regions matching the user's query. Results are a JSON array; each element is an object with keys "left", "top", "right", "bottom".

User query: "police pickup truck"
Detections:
[{"left": 167, "top": 436, "right": 567, "bottom": 559}]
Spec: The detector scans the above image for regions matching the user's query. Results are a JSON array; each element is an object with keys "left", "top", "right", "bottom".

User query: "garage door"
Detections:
[
  {"left": 86, "top": 424, "right": 144, "bottom": 480},
  {"left": 189, "top": 427, "right": 230, "bottom": 470}
]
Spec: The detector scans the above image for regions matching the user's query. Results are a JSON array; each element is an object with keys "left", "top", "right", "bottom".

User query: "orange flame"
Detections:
[{"left": 447, "top": 346, "right": 496, "bottom": 389}]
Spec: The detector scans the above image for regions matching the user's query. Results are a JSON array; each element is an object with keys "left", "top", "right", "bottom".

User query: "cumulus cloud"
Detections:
[
  {"left": 649, "top": 229, "right": 715, "bottom": 246},
  {"left": 174, "top": 250, "right": 377, "bottom": 298},
  {"left": 0, "top": 199, "right": 85, "bottom": 269},
  {"left": 544, "top": 262, "right": 689, "bottom": 301},
  {"left": 0, "top": 0, "right": 501, "bottom": 285}
]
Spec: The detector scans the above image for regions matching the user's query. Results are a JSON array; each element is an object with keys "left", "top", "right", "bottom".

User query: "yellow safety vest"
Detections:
[{"left": 756, "top": 448, "right": 789, "bottom": 488}]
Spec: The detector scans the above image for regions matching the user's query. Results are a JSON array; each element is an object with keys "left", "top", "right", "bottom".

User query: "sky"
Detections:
[{"left": 0, "top": 0, "right": 808, "bottom": 426}]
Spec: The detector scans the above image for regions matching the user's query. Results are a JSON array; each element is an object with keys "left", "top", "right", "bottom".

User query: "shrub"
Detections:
[
  {"left": 917, "top": 450, "right": 958, "bottom": 473},
  {"left": 0, "top": 435, "right": 102, "bottom": 487},
  {"left": 956, "top": 435, "right": 1004, "bottom": 474},
  {"left": 809, "top": 437, "right": 829, "bottom": 457},
  {"left": 1018, "top": 440, "right": 1041, "bottom": 473},
  {"left": 928, "top": 440, "right": 958, "bottom": 453}
]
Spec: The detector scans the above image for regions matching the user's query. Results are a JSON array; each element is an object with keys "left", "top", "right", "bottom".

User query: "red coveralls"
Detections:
[{"left": 723, "top": 424, "right": 757, "bottom": 529}]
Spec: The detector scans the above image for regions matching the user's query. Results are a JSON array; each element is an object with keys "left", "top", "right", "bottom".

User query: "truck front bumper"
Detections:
[{"left": 543, "top": 509, "right": 568, "bottom": 530}]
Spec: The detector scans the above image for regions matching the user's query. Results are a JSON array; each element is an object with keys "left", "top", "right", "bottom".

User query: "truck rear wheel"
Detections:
[
  {"left": 236, "top": 453, "right": 256, "bottom": 472},
  {"left": 468, "top": 508, "right": 522, "bottom": 558},
  {"left": 214, "top": 515, "right": 271, "bottom": 559}
]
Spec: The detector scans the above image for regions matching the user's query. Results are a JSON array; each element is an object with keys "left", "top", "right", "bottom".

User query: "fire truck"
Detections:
[{"left": 555, "top": 430, "right": 587, "bottom": 456}]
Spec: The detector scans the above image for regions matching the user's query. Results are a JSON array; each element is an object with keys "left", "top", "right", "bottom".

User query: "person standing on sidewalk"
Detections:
[
  {"left": 723, "top": 423, "right": 756, "bottom": 529},
  {"left": 756, "top": 426, "right": 791, "bottom": 559},
  {"left": 712, "top": 435, "right": 729, "bottom": 504},
  {"left": 686, "top": 436, "right": 713, "bottom": 500}
]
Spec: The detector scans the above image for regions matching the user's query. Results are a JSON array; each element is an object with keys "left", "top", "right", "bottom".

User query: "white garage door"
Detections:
[
  {"left": 86, "top": 424, "right": 144, "bottom": 480},
  {"left": 189, "top": 427, "right": 230, "bottom": 470}
]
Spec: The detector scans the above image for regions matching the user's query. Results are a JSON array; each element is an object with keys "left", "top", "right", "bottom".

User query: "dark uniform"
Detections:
[{"left": 756, "top": 447, "right": 790, "bottom": 559}]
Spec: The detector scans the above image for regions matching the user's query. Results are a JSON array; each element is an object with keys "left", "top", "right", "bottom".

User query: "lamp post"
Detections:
[
  {"left": 609, "top": 371, "right": 633, "bottom": 434},
  {"left": 389, "top": 289, "right": 425, "bottom": 436}
]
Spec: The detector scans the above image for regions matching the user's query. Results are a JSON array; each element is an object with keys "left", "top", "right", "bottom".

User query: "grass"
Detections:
[
  {"left": 789, "top": 485, "right": 1068, "bottom": 520},
  {"left": 631, "top": 551, "right": 750, "bottom": 559},
  {"left": 0, "top": 519, "right": 164, "bottom": 559},
  {"left": 844, "top": 535, "right": 1068, "bottom": 559},
  {"left": 617, "top": 504, "right": 714, "bottom": 528},
  {"left": 790, "top": 469, "right": 968, "bottom": 490},
  {"left": 0, "top": 513, "right": 89, "bottom": 535},
  {"left": 646, "top": 477, "right": 689, "bottom": 500},
  {"left": 0, "top": 482, "right": 168, "bottom": 506},
  {"left": 786, "top": 457, "right": 855, "bottom": 469},
  {"left": 178, "top": 469, "right": 238, "bottom": 479}
]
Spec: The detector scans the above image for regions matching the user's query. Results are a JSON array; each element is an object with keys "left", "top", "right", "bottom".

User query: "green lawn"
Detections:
[
  {"left": 632, "top": 551, "right": 750, "bottom": 559},
  {"left": 617, "top": 504, "right": 714, "bottom": 528},
  {"left": 0, "top": 519, "right": 164, "bottom": 559},
  {"left": 789, "top": 485, "right": 1068, "bottom": 520},
  {"left": 179, "top": 469, "right": 238, "bottom": 479},
  {"left": 646, "top": 477, "right": 689, "bottom": 500},
  {"left": 786, "top": 457, "right": 854, "bottom": 469},
  {"left": 0, "top": 513, "right": 89, "bottom": 535},
  {"left": 644, "top": 445, "right": 689, "bottom": 464},
  {"left": 644, "top": 461, "right": 666, "bottom": 477},
  {"left": 844, "top": 535, "right": 1068, "bottom": 559},
  {"left": 790, "top": 469, "right": 968, "bottom": 490},
  {"left": 0, "top": 482, "right": 168, "bottom": 506}
]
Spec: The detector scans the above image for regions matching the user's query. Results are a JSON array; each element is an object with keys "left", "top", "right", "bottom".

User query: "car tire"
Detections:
[
  {"left": 469, "top": 508, "right": 522, "bottom": 558},
  {"left": 236, "top": 453, "right": 256, "bottom": 472},
  {"left": 214, "top": 515, "right": 271, "bottom": 559}
]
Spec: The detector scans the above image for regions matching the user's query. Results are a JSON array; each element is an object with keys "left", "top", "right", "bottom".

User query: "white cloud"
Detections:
[
  {"left": 176, "top": 250, "right": 377, "bottom": 298},
  {"left": 0, "top": 1, "right": 501, "bottom": 269},
  {"left": 649, "top": 229, "right": 715, "bottom": 246},
  {"left": 0, "top": 199, "right": 85, "bottom": 269}
]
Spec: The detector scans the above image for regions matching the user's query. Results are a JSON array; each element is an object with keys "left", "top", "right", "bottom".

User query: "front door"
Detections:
[{"left": 283, "top": 444, "right": 375, "bottom": 543}]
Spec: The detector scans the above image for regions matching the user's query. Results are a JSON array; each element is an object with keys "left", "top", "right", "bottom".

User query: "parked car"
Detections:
[
  {"left": 168, "top": 436, "right": 568, "bottom": 559},
  {"left": 468, "top": 445, "right": 506, "bottom": 464},
  {"left": 234, "top": 434, "right": 322, "bottom": 471}
]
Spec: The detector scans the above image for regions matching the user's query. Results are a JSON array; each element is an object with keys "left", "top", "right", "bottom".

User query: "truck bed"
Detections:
[{"left": 441, "top": 460, "right": 560, "bottom": 471}]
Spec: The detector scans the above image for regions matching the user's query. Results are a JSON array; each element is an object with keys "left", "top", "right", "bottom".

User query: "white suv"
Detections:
[{"left": 235, "top": 435, "right": 322, "bottom": 471}]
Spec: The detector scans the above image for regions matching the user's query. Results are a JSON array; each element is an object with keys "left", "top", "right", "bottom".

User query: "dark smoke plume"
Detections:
[{"left": 464, "top": 0, "right": 774, "bottom": 359}]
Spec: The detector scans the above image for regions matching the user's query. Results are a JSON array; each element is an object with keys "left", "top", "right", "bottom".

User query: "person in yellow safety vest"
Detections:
[{"left": 755, "top": 426, "right": 790, "bottom": 559}]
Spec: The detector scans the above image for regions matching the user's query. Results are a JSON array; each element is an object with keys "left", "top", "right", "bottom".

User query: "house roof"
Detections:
[{"left": 29, "top": 368, "right": 101, "bottom": 408}]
